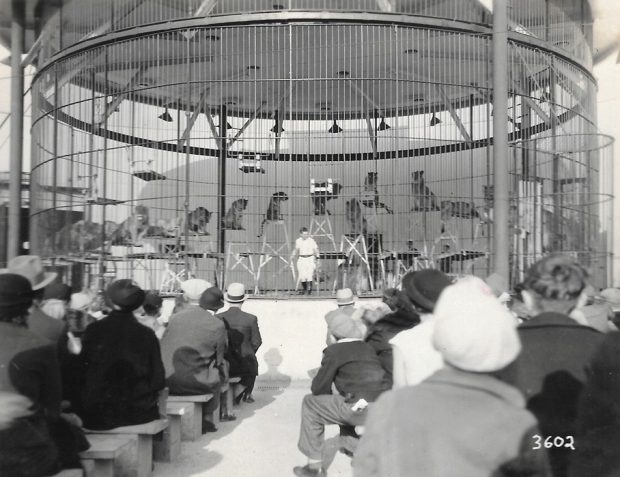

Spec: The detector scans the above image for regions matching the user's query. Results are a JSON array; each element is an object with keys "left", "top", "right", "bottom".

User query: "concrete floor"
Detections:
[{"left": 153, "top": 379, "right": 353, "bottom": 477}]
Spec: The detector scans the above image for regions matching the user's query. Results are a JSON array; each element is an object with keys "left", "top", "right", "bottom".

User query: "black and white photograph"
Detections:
[{"left": 0, "top": 1, "right": 619, "bottom": 476}]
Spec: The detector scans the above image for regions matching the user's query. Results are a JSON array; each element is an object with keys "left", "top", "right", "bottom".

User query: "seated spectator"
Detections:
[
  {"left": 388, "top": 269, "right": 452, "bottom": 388},
  {"left": 41, "top": 283, "right": 72, "bottom": 321},
  {"left": 499, "top": 254, "right": 605, "bottom": 477},
  {"left": 160, "top": 279, "right": 225, "bottom": 433},
  {"left": 570, "top": 285, "right": 615, "bottom": 333},
  {"left": 0, "top": 273, "right": 88, "bottom": 476},
  {"left": 217, "top": 283, "right": 263, "bottom": 404},
  {"left": 66, "top": 291, "right": 96, "bottom": 336},
  {"left": 324, "top": 288, "right": 364, "bottom": 345},
  {"left": 367, "top": 269, "right": 450, "bottom": 385},
  {"left": 353, "top": 277, "right": 550, "bottom": 477},
  {"left": 136, "top": 290, "right": 166, "bottom": 339},
  {"left": 78, "top": 279, "right": 165, "bottom": 430},
  {"left": 570, "top": 332, "right": 620, "bottom": 476},
  {"left": 5, "top": 255, "right": 68, "bottom": 347},
  {"left": 293, "top": 311, "right": 390, "bottom": 477},
  {"left": 601, "top": 288, "right": 620, "bottom": 330},
  {"left": 200, "top": 286, "right": 236, "bottom": 422}
]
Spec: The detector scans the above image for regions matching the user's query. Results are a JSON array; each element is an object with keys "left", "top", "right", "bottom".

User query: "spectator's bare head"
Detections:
[
  {"left": 143, "top": 291, "right": 163, "bottom": 317},
  {"left": 401, "top": 269, "right": 452, "bottom": 314},
  {"left": 199, "top": 287, "right": 224, "bottom": 312},
  {"left": 521, "top": 254, "right": 588, "bottom": 315},
  {"left": 0, "top": 274, "right": 34, "bottom": 326}
]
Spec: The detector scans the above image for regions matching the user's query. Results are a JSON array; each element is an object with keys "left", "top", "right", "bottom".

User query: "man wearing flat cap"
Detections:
[
  {"left": 293, "top": 311, "right": 390, "bottom": 477},
  {"left": 78, "top": 279, "right": 165, "bottom": 430},
  {"left": 160, "top": 279, "right": 226, "bottom": 433}
]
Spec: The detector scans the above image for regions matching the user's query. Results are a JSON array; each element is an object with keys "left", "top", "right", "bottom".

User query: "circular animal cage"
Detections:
[{"left": 30, "top": 0, "right": 613, "bottom": 295}]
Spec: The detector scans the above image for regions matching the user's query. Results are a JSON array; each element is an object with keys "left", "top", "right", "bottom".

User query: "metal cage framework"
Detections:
[{"left": 30, "top": 0, "right": 613, "bottom": 294}]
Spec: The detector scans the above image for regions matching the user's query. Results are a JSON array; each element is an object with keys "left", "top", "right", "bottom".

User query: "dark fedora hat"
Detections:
[
  {"left": 200, "top": 286, "right": 224, "bottom": 312},
  {"left": 401, "top": 269, "right": 452, "bottom": 313},
  {"left": 106, "top": 279, "right": 145, "bottom": 312}
]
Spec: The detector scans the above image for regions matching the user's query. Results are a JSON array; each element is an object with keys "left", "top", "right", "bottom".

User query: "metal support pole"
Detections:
[
  {"left": 218, "top": 105, "right": 228, "bottom": 283},
  {"left": 492, "top": 0, "right": 510, "bottom": 283},
  {"left": 8, "top": 2, "right": 25, "bottom": 260}
]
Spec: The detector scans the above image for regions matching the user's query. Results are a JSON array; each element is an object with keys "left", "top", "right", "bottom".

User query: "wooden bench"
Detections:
[
  {"left": 52, "top": 469, "right": 84, "bottom": 477},
  {"left": 153, "top": 402, "right": 190, "bottom": 462},
  {"left": 85, "top": 419, "right": 168, "bottom": 477},
  {"left": 168, "top": 394, "right": 214, "bottom": 441},
  {"left": 80, "top": 434, "right": 133, "bottom": 477}
]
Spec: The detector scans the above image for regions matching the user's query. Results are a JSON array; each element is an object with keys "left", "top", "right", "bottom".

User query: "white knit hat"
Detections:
[
  {"left": 432, "top": 276, "right": 521, "bottom": 372},
  {"left": 180, "top": 279, "right": 212, "bottom": 301}
]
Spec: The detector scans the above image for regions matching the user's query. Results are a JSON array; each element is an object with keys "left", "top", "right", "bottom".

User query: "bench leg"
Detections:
[
  {"left": 180, "top": 403, "right": 203, "bottom": 441},
  {"left": 154, "top": 415, "right": 181, "bottom": 462},
  {"left": 93, "top": 459, "right": 114, "bottom": 477},
  {"left": 136, "top": 435, "right": 153, "bottom": 477}
]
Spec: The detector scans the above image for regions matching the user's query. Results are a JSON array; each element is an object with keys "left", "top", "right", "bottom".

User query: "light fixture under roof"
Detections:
[
  {"left": 205, "top": 34, "right": 220, "bottom": 41},
  {"left": 247, "top": 65, "right": 260, "bottom": 71},
  {"left": 429, "top": 113, "right": 441, "bottom": 126},
  {"left": 270, "top": 120, "right": 284, "bottom": 134},
  {"left": 404, "top": 48, "right": 418, "bottom": 54},
  {"left": 377, "top": 116, "right": 391, "bottom": 131},
  {"left": 158, "top": 107, "right": 173, "bottom": 122},
  {"left": 328, "top": 119, "right": 343, "bottom": 134},
  {"left": 337, "top": 70, "right": 350, "bottom": 77}
]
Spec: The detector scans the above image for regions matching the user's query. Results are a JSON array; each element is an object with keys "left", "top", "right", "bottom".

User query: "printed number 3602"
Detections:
[{"left": 532, "top": 435, "right": 575, "bottom": 450}]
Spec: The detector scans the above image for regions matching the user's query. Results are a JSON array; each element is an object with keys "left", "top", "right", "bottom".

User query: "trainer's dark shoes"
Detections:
[
  {"left": 293, "top": 465, "right": 326, "bottom": 477},
  {"left": 243, "top": 394, "right": 255, "bottom": 403},
  {"left": 220, "top": 413, "right": 237, "bottom": 421}
]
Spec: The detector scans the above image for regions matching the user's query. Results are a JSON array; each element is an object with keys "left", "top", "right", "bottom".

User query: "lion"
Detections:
[
  {"left": 111, "top": 205, "right": 150, "bottom": 245},
  {"left": 156, "top": 206, "right": 212, "bottom": 237},
  {"left": 55, "top": 219, "right": 119, "bottom": 253},
  {"left": 411, "top": 171, "right": 440, "bottom": 212},
  {"left": 257, "top": 192, "right": 288, "bottom": 237},
  {"left": 222, "top": 198, "right": 248, "bottom": 230}
]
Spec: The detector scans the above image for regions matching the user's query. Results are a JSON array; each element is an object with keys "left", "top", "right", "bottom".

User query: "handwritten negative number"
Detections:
[{"left": 532, "top": 435, "right": 575, "bottom": 450}]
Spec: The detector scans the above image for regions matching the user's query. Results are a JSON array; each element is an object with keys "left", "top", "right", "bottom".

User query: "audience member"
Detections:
[
  {"left": 200, "top": 286, "right": 237, "bottom": 421},
  {"left": 324, "top": 288, "right": 364, "bottom": 345},
  {"left": 388, "top": 269, "right": 452, "bottom": 388},
  {"left": 569, "top": 332, "right": 620, "bottom": 476},
  {"left": 66, "top": 291, "right": 96, "bottom": 336},
  {"left": 5, "top": 255, "right": 68, "bottom": 347},
  {"left": 600, "top": 287, "right": 620, "bottom": 330},
  {"left": 160, "top": 279, "right": 225, "bottom": 433},
  {"left": 353, "top": 277, "right": 550, "bottom": 477},
  {"left": 217, "top": 283, "right": 262, "bottom": 404},
  {"left": 570, "top": 285, "right": 615, "bottom": 333},
  {"left": 0, "top": 273, "right": 88, "bottom": 476},
  {"left": 499, "top": 254, "right": 605, "bottom": 477},
  {"left": 367, "top": 269, "right": 449, "bottom": 385},
  {"left": 78, "top": 279, "right": 165, "bottom": 430},
  {"left": 136, "top": 290, "right": 166, "bottom": 339},
  {"left": 293, "top": 310, "right": 390, "bottom": 477},
  {"left": 41, "top": 283, "right": 72, "bottom": 320}
]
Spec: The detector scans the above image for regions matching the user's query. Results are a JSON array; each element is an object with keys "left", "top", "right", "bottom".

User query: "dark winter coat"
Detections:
[
  {"left": 499, "top": 312, "right": 605, "bottom": 477},
  {"left": 78, "top": 310, "right": 165, "bottom": 430},
  {"left": 365, "top": 308, "right": 420, "bottom": 382},
  {"left": 216, "top": 307, "right": 262, "bottom": 377},
  {"left": 312, "top": 340, "right": 390, "bottom": 403}
]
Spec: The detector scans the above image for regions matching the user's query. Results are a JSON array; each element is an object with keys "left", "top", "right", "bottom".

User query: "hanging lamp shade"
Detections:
[
  {"left": 328, "top": 119, "right": 343, "bottom": 133},
  {"left": 377, "top": 116, "right": 391, "bottom": 131},
  {"left": 158, "top": 107, "right": 173, "bottom": 122},
  {"left": 430, "top": 113, "right": 441, "bottom": 126},
  {"left": 270, "top": 120, "right": 284, "bottom": 134}
]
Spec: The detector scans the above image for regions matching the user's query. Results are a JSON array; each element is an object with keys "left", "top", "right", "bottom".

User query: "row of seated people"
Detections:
[
  {"left": 0, "top": 254, "right": 262, "bottom": 476},
  {"left": 293, "top": 255, "right": 620, "bottom": 477}
]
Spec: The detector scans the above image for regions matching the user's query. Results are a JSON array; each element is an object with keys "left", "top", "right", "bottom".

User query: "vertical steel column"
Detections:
[
  {"left": 8, "top": 1, "right": 25, "bottom": 260},
  {"left": 492, "top": 0, "right": 510, "bottom": 282},
  {"left": 218, "top": 105, "right": 228, "bottom": 281}
]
